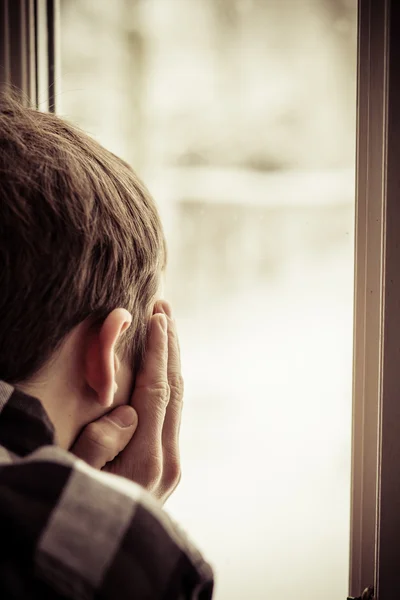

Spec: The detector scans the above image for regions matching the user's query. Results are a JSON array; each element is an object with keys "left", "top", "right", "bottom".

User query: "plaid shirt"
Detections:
[{"left": 0, "top": 380, "right": 214, "bottom": 599}]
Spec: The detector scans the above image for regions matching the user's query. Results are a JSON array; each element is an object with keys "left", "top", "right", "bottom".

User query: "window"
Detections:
[{"left": 58, "top": 1, "right": 357, "bottom": 598}]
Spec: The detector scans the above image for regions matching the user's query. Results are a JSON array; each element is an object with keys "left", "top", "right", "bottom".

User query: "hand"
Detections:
[
  {"left": 71, "top": 404, "right": 139, "bottom": 469},
  {"left": 105, "top": 300, "right": 184, "bottom": 503},
  {"left": 72, "top": 300, "right": 184, "bottom": 505}
]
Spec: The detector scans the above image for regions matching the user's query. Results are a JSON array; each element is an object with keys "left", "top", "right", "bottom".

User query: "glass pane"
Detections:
[{"left": 59, "top": 1, "right": 357, "bottom": 598}]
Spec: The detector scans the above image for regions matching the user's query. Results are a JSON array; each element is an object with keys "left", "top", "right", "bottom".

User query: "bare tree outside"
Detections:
[{"left": 58, "top": 1, "right": 357, "bottom": 598}]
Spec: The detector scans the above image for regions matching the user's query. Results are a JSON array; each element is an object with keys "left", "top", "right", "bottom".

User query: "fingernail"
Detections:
[{"left": 109, "top": 406, "right": 137, "bottom": 428}]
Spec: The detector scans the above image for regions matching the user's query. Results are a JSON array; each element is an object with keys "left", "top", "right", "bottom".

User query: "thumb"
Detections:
[{"left": 71, "top": 405, "right": 138, "bottom": 469}]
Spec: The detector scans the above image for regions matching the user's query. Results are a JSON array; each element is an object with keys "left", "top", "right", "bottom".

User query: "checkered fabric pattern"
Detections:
[{"left": 0, "top": 380, "right": 214, "bottom": 599}]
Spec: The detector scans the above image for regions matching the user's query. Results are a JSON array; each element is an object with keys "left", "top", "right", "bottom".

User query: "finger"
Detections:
[
  {"left": 156, "top": 303, "right": 184, "bottom": 488},
  {"left": 128, "top": 313, "right": 169, "bottom": 456},
  {"left": 155, "top": 300, "right": 181, "bottom": 375},
  {"left": 163, "top": 315, "right": 184, "bottom": 447},
  {"left": 71, "top": 405, "right": 138, "bottom": 469},
  {"left": 134, "top": 313, "right": 168, "bottom": 390}
]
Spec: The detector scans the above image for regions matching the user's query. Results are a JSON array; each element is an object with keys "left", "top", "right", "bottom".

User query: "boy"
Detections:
[{"left": 0, "top": 93, "right": 214, "bottom": 599}]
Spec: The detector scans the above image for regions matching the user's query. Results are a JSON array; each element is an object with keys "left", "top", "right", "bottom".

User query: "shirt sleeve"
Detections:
[{"left": 0, "top": 445, "right": 214, "bottom": 600}]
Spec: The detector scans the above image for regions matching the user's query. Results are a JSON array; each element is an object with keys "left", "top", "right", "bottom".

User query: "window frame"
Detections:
[
  {"left": 350, "top": 0, "right": 400, "bottom": 598},
  {"left": 0, "top": 0, "right": 59, "bottom": 111}
]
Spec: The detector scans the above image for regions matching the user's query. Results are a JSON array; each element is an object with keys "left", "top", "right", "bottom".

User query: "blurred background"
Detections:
[{"left": 57, "top": 1, "right": 357, "bottom": 598}]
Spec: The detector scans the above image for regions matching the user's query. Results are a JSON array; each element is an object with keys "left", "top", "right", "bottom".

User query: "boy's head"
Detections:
[{"left": 0, "top": 92, "right": 166, "bottom": 445}]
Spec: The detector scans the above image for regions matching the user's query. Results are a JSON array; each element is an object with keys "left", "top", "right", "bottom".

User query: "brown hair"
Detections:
[{"left": 0, "top": 92, "right": 166, "bottom": 385}]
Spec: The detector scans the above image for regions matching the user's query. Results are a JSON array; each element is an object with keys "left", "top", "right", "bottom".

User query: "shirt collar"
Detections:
[{"left": 0, "top": 380, "right": 55, "bottom": 456}]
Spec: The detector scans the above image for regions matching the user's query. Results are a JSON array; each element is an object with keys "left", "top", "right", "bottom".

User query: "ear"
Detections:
[{"left": 85, "top": 308, "right": 132, "bottom": 408}]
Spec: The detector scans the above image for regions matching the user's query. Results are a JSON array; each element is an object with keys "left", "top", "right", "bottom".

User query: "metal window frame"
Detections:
[
  {"left": 0, "top": 0, "right": 59, "bottom": 111},
  {"left": 350, "top": 0, "right": 400, "bottom": 598}
]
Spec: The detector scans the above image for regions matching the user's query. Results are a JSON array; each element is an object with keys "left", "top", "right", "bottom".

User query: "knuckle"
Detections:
[
  {"left": 168, "top": 374, "right": 184, "bottom": 400},
  {"left": 140, "top": 456, "right": 163, "bottom": 489},
  {"left": 163, "top": 458, "right": 181, "bottom": 491},
  {"left": 85, "top": 422, "right": 108, "bottom": 445},
  {"left": 153, "top": 381, "right": 171, "bottom": 397},
  {"left": 137, "top": 381, "right": 170, "bottom": 405}
]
